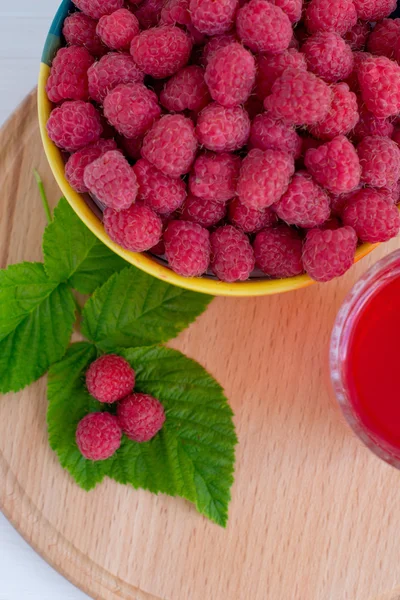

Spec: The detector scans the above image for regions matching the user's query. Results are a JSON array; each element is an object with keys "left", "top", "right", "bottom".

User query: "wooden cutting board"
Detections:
[{"left": 2, "top": 92, "right": 400, "bottom": 600}]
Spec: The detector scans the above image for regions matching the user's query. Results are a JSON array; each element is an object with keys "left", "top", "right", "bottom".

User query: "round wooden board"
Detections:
[{"left": 2, "top": 92, "right": 400, "bottom": 600}]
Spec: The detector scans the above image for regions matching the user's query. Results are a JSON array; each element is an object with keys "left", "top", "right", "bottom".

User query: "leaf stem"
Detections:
[{"left": 34, "top": 169, "right": 52, "bottom": 224}]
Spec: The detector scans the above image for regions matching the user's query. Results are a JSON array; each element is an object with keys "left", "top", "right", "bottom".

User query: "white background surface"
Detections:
[{"left": 0, "top": 1, "right": 90, "bottom": 598}]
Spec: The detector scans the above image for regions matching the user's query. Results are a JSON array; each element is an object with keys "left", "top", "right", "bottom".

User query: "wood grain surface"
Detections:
[{"left": 2, "top": 93, "right": 400, "bottom": 600}]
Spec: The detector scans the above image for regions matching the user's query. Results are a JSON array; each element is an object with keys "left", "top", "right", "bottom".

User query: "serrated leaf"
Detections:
[
  {"left": 43, "top": 197, "right": 127, "bottom": 294},
  {"left": 81, "top": 267, "right": 213, "bottom": 351},
  {"left": 46, "top": 344, "right": 236, "bottom": 526},
  {"left": 0, "top": 262, "right": 76, "bottom": 393}
]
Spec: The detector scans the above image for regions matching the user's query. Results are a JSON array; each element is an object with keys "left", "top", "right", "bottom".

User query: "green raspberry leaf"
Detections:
[
  {"left": 43, "top": 197, "right": 127, "bottom": 294},
  {"left": 81, "top": 267, "right": 213, "bottom": 350},
  {"left": 0, "top": 262, "right": 76, "bottom": 394}
]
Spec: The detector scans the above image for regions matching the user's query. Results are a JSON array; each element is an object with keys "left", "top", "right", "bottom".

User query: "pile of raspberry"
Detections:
[
  {"left": 76, "top": 354, "right": 166, "bottom": 460},
  {"left": 46, "top": 0, "right": 400, "bottom": 284}
]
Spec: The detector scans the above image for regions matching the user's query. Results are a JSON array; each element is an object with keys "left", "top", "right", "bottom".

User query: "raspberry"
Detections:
[
  {"left": 46, "top": 46, "right": 94, "bottom": 103},
  {"left": 88, "top": 53, "right": 144, "bottom": 104},
  {"left": 367, "top": 18, "right": 400, "bottom": 58},
  {"left": 160, "top": 0, "right": 191, "bottom": 25},
  {"left": 358, "top": 56, "right": 400, "bottom": 119},
  {"left": 196, "top": 103, "right": 250, "bottom": 152},
  {"left": 84, "top": 150, "right": 138, "bottom": 209},
  {"left": 210, "top": 225, "right": 255, "bottom": 282},
  {"left": 237, "top": 148, "right": 295, "bottom": 210},
  {"left": 72, "top": 0, "right": 124, "bottom": 19},
  {"left": 104, "top": 202, "right": 162, "bottom": 251},
  {"left": 249, "top": 113, "right": 301, "bottom": 158},
  {"left": 204, "top": 42, "right": 255, "bottom": 107},
  {"left": 130, "top": 26, "right": 192, "bottom": 79},
  {"left": 190, "top": 0, "right": 238, "bottom": 35},
  {"left": 76, "top": 413, "right": 122, "bottom": 460},
  {"left": 269, "top": 0, "right": 302, "bottom": 23},
  {"left": 65, "top": 138, "right": 118, "bottom": 193},
  {"left": 117, "top": 393, "right": 166, "bottom": 442},
  {"left": 358, "top": 136, "right": 400, "bottom": 188},
  {"left": 228, "top": 198, "right": 277, "bottom": 233},
  {"left": 353, "top": 0, "right": 396, "bottom": 20},
  {"left": 309, "top": 83, "right": 359, "bottom": 140},
  {"left": 201, "top": 33, "right": 237, "bottom": 66},
  {"left": 345, "top": 50, "right": 371, "bottom": 92},
  {"left": 305, "top": 135, "right": 361, "bottom": 194},
  {"left": 352, "top": 104, "right": 394, "bottom": 141},
  {"left": 103, "top": 83, "right": 160, "bottom": 138},
  {"left": 255, "top": 49, "right": 307, "bottom": 100},
  {"left": 329, "top": 188, "right": 361, "bottom": 215},
  {"left": 305, "top": 0, "right": 357, "bottom": 35},
  {"left": 236, "top": 0, "right": 292, "bottom": 54},
  {"left": 303, "top": 226, "right": 357, "bottom": 282},
  {"left": 47, "top": 101, "right": 102, "bottom": 152},
  {"left": 274, "top": 171, "right": 331, "bottom": 228},
  {"left": 86, "top": 354, "right": 135, "bottom": 403},
  {"left": 343, "top": 20, "right": 370, "bottom": 50},
  {"left": 134, "top": 0, "right": 164, "bottom": 28},
  {"left": 302, "top": 32, "right": 354, "bottom": 84},
  {"left": 264, "top": 68, "right": 333, "bottom": 127},
  {"left": 133, "top": 158, "right": 187, "bottom": 214},
  {"left": 180, "top": 194, "right": 227, "bottom": 227},
  {"left": 118, "top": 135, "right": 143, "bottom": 160},
  {"left": 253, "top": 225, "right": 304, "bottom": 278},
  {"left": 343, "top": 190, "right": 400, "bottom": 242},
  {"left": 96, "top": 9, "right": 140, "bottom": 50},
  {"left": 189, "top": 152, "right": 241, "bottom": 202},
  {"left": 160, "top": 66, "right": 210, "bottom": 112},
  {"left": 142, "top": 114, "right": 197, "bottom": 177},
  {"left": 164, "top": 220, "right": 210, "bottom": 276},
  {"left": 62, "top": 12, "right": 106, "bottom": 57}
]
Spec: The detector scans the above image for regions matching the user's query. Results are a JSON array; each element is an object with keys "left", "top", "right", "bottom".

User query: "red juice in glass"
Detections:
[{"left": 330, "top": 250, "right": 400, "bottom": 466}]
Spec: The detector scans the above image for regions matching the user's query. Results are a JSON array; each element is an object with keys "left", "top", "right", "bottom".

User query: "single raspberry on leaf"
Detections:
[
  {"left": 304, "top": 0, "right": 357, "bottom": 35},
  {"left": 72, "top": 0, "right": 124, "bottom": 19},
  {"left": 84, "top": 150, "right": 138, "bottom": 210},
  {"left": 47, "top": 101, "right": 103, "bottom": 152},
  {"left": 190, "top": 0, "right": 238, "bottom": 35},
  {"left": 160, "top": 66, "right": 210, "bottom": 113},
  {"left": 88, "top": 53, "right": 144, "bottom": 104},
  {"left": 343, "top": 20, "right": 370, "bottom": 51},
  {"left": 104, "top": 203, "right": 163, "bottom": 251},
  {"left": 309, "top": 83, "right": 359, "bottom": 140},
  {"left": 65, "top": 139, "right": 118, "bottom": 193},
  {"left": 46, "top": 46, "right": 94, "bottom": 103},
  {"left": 103, "top": 83, "right": 160, "bottom": 139},
  {"left": 303, "top": 226, "right": 357, "bottom": 282},
  {"left": 117, "top": 393, "right": 166, "bottom": 442},
  {"left": 358, "top": 56, "right": 400, "bottom": 119},
  {"left": 253, "top": 225, "right": 304, "bottom": 278},
  {"left": 255, "top": 49, "right": 307, "bottom": 100},
  {"left": 164, "top": 220, "right": 211, "bottom": 277},
  {"left": 62, "top": 12, "right": 106, "bottom": 57},
  {"left": 274, "top": 171, "right": 331, "bottom": 228},
  {"left": 228, "top": 198, "right": 277, "bottom": 233},
  {"left": 196, "top": 103, "right": 250, "bottom": 152},
  {"left": 210, "top": 225, "right": 255, "bottom": 283},
  {"left": 180, "top": 194, "right": 227, "bottom": 227},
  {"left": 352, "top": 104, "right": 394, "bottom": 142},
  {"left": 353, "top": 0, "right": 396, "bottom": 20},
  {"left": 305, "top": 135, "right": 361, "bottom": 194},
  {"left": 96, "top": 9, "right": 140, "bottom": 50},
  {"left": 358, "top": 136, "right": 400, "bottom": 188},
  {"left": 302, "top": 32, "right": 354, "bottom": 83},
  {"left": 343, "top": 189, "right": 400, "bottom": 242},
  {"left": 86, "top": 354, "right": 136, "bottom": 403},
  {"left": 189, "top": 152, "right": 241, "bottom": 202},
  {"left": 236, "top": 0, "right": 292, "bottom": 54},
  {"left": 250, "top": 113, "right": 301, "bottom": 157},
  {"left": 133, "top": 158, "right": 187, "bottom": 215},
  {"left": 76, "top": 413, "right": 122, "bottom": 461},
  {"left": 269, "top": 0, "right": 302, "bottom": 23},
  {"left": 367, "top": 18, "right": 400, "bottom": 58}
]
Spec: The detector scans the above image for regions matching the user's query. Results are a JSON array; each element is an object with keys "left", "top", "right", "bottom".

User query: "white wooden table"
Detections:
[{"left": 0, "top": 1, "right": 89, "bottom": 598}]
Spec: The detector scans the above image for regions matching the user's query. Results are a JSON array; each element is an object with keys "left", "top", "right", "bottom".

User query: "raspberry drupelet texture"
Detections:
[
  {"left": 189, "top": 152, "right": 241, "bottom": 202},
  {"left": 358, "top": 56, "right": 400, "bottom": 119},
  {"left": 142, "top": 114, "right": 197, "bottom": 177},
  {"left": 62, "top": 13, "right": 106, "bottom": 57},
  {"left": 353, "top": 104, "right": 394, "bottom": 141},
  {"left": 76, "top": 413, "right": 122, "bottom": 460},
  {"left": 228, "top": 198, "right": 277, "bottom": 233},
  {"left": 343, "top": 189, "right": 400, "bottom": 242},
  {"left": 134, "top": 0, "right": 164, "bottom": 28},
  {"left": 96, "top": 9, "right": 140, "bottom": 50},
  {"left": 269, "top": 0, "right": 302, "bottom": 23},
  {"left": 196, "top": 103, "right": 250, "bottom": 152},
  {"left": 309, "top": 83, "right": 359, "bottom": 140},
  {"left": 180, "top": 194, "right": 227, "bottom": 227},
  {"left": 84, "top": 150, "right": 138, "bottom": 209},
  {"left": 329, "top": 188, "right": 361, "bottom": 216},
  {"left": 236, "top": 0, "right": 292, "bottom": 54},
  {"left": 358, "top": 136, "right": 400, "bottom": 189},
  {"left": 305, "top": 135, "right": 361, "bottom": 194},
  {"left": 274, "top": 171, "right": 331, "bottom": 228},
  {"left": 72, "top": 0, "right": 124, "bottom": 19},
  {"left": 65, "top": 139, "right": 118, "bottom": 193},
  {"left": 303, "top": 226, "right": 357, "bottom": 282},
  {"left": 353, "top": 0, "right": 396, "bottom": 20},
  {"left": 255, "top": 49, "right": 307, "bottom": 100},
  {"left": 249, "top": 113, "right": 302, "bottom": 157},
  {"left": 160, "top": 66, "right": 210, "bottom": 113},
  {"left": 264, "top": 68, "right": 333, "bottom": 126},
  {"left": 130, "top": 26, "right": 192, "bottom": 79},
  {"left": 88, "top": 53, "right": 144, "bottom": 104},
  {"left": 304, "top": 0, "right": 357, "bottom": 35},
  {"left": 103, "top": 83, "right": 160, "bottom": 138},
  {"left": 204, "top": 42, "right": 256, "bottom": 107},
  {"left": 237, "top": 148, "right": 295, "bottom": 210},
  {"left": 343, "top": 20, "right": 370, "bottom": 50},
  {"left": 117, "top": 393, "right": 166, "bottom": 442},
  {"left": 201, "top": 33, "right": 238, "bottom": 66},
  {"left": 302, "top": 32, "right": 354, "bottom": 83},
  {"left": 367, "top": 18, "right": 400, "bottom": 58},
  {"left": 345, "top": 50, "right": 371, "bottom": 93},
  {"left": 253, "top": 225, "right": 304, "bottom": 278},
  {"left": 104, "top": 203, "right": 163, "bottom": 251},
  {"left": 86, "top": 354, "right": 135, "bottom": 403},
  {"left": 133, "top": 158, "right": 187, "bottom": 215},
  {"left": 164, "top": 220, "right": 211, "bottom": 276},
  {"left": 190, "top": 0, "right": 238, "bottom": 35},
  {"left": 46, "top": 46, "right": 94, "bottom": 103},
  {"left": 210, "top": 225, "right": 255, "bottom": 282},
  {"left": 160, "top": 0, "right": 191, "bottom": 26},
  {"left": 47, "top": 101, "right": 103, "bottom": 152}
]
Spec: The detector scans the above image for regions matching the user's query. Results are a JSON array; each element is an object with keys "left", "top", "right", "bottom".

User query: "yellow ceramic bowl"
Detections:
[{"left": 38, "top": 0, "right": 378, "bottom": 297}]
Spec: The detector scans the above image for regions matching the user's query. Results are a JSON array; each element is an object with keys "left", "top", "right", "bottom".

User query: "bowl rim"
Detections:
[{"left": 37, "top": 0, "right": 378, "bottom": 297}]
